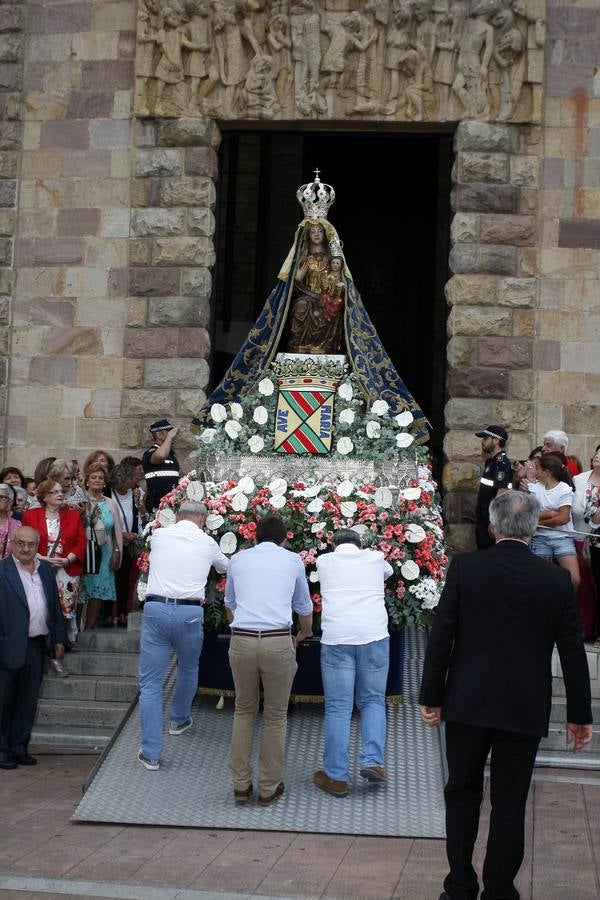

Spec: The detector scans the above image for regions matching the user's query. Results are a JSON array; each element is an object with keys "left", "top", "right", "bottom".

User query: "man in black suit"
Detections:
[
  {"left": 419, "top": 491, "right": 592, "bottom": 900},
  {"left": 0, "top": 525, "right": 65, "bottom": 769}
]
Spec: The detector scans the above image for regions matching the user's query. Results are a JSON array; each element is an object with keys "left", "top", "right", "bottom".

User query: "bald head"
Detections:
[{"left": 12, "top": 526, "right": 40, "bottom": 568}]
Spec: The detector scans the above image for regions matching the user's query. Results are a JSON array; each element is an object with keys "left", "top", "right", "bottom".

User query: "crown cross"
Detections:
[{"left": 296, "top": 169, "right": 335, "bottom": 220}]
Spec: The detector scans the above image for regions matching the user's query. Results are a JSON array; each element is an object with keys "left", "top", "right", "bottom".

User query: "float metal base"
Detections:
[{"left": 73, "top": 629, "right": 446, "bottom": 838}]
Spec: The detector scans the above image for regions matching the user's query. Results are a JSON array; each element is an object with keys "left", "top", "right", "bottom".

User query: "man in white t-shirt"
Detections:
[{"left": 313, "top": 528, "right": 393, "bottom": 797}]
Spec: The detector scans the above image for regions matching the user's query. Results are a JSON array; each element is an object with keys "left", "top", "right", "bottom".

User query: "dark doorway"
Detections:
[{"left": 212, "top": 129, "right": 452, "bottom": 460}]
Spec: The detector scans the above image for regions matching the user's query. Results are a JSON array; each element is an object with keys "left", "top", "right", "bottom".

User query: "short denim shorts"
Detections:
[{"left": 531, "top": 530, "right": 576, "bottom": 559}]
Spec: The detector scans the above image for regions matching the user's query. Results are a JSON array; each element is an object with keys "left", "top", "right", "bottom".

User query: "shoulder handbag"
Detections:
[{"left": 84, "top": 524, "right": 102, "bottom": 575}]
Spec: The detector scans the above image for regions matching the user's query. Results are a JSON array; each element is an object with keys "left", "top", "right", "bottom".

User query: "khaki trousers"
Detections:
[{"left": 228, "top": 633, "right": 297, "bottom": 796}]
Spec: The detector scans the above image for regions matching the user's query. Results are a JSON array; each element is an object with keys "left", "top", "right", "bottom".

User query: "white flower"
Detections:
[
  {"left": 219, "top": 532, "right": 238, "bottom": 555},
  {"left": 401, "top": 560, "right": 420, "bottom": 581},
  {"left": 396, "top": 432, "right": 414, "bottom": 448},
  {"left": 270, "top": 494, "right": 286, "bottom": 509},
  {"left": 374, "top": 487, "right": 393, "bottom": 508},
  {"left": 253, "top": 406, "right": 268, "bottom": 425},
  {"left": 258, "top": 378, "right": 274, "bottom": 396},
  {"left": 210, "top": 403, "right": 227, "bottom": 423},
  {"left": 248, "top": 435, "right": 264, "bottom": 454},
  {"left": 157, "top": 508, "right": 176, "bottom": 527},
  {"left": 370, "top": 399, "right": 389, "bottom": 416},
  {"left": 402, "top": 487, "right": 422, "bottom": 501},
  {"left": 238, "top": 475, "right": 255, "bottom": 494},
  {"left": 406, "top": 524, "right": 426, "bottom": 543},
  {"left": 200, "top": 428, "right": 216, "bottom": 444},
  {"left": 352, "top": 524, "right": 369, "bottom": 536},
  {"left": 304, "top": 483, "right": 323, "bottom": 497},
  {"left": 224, "top": 420, "right": 242, "bottom": 440},
  {"left": 269, "top": 478, "right": 288, "bottom": 496},
  {"left": 311, "top": 521, "right": 327, "bottom": 533},
  {"left": 366, "top": 420, "right": 381, "bottom": 439},
  {"left": 230, "top": 402, "right": 243, "bottom": 420},
  {"left": 340, "top": 500, "right": 357, "bottom": 518},
  {"left": 337, "top": 437, "right": 353, "bottom": 455},
  {"left": 336, "top": 479, "right": 355, "bottom": 497},
  {"left": 309, "top": 570, "right": 320, "bottom": 583},
  {"left": 306, "top": 497, "right": 324, "bottom": 514},
  {"left": 339, "top": 408, "right": 355, "bottom": 425},
  {"left": 231, "top": 492, "right": 248, "bottom": 512},
  {"left": 186, "top": 481, "right": 204, "bottom": 501},
  {"left": 137, "top": 579, "right": 148, "bottom": 603},
  {"left": 395, "top": 410, "right": 414, "bottom": 427},
  {"left": 409, "top": 577, "right": 440, "bottom": 609},
  {"left": 205, "top": 513, "right": 224, "bottom": 531},
  {"left": 338, "top": 381, "right": 353, "bottom": 401}
]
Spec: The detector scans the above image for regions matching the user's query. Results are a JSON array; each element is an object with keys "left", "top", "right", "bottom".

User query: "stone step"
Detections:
[
  {"left": 77, "top": 629, "right": 140, "bottom": 652},
  {"left": 539, "top": 723, "right": 600, "bottom": 754},
  {"left": 64, "top": 651, "right": 140, "bottom": 677},
  {"left": 30, "top": 724, "right": 114, "bottom": 751},
  {"left": 39, "top": 674, "right": 138, "bottom": 703},
  {"left": 35, "top": 698, "right": 130, "bottom": 728}
]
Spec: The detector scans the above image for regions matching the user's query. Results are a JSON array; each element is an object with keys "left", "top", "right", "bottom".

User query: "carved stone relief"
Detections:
[{"left": 134, "top": 0, "right": 545, "bottom": 123}]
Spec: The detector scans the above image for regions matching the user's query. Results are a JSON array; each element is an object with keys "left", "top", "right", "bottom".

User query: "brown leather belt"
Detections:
[{"left": 230, "top": 627, "right": 291, "bottom": 637}]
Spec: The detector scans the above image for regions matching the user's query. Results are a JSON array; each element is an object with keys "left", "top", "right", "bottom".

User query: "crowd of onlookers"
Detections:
[{"left": 0, "top": 452, "right": 149, "bottom": 676}]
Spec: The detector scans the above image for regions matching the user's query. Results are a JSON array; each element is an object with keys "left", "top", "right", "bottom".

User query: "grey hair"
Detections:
[
  {"left": 0, "top": 483, "right": 15, "bottom": 504},
  {"left": 489, "top": 491, "right": 540, "bottom": 540},
  {"left": 332, "top": 528, "right": 362, "bottom": 549},
  {"left": 543, "top": 429, "right": 568, "bottom": 451},
  {"left": 177, "top": 500, "right": 207, "bottom": 519},
  {"left": 13, "top": 486, "right": 27, "bottom": 501},
  {"left": 110, "top": 463, "right": 134, "bottom": 490},
  {"left": 47, "top": 458, "right": 71, "bottom": 480}
]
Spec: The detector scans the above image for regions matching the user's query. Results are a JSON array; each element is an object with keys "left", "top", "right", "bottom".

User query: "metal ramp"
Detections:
[{"left": 73, "top": 628, "right": 447, "bottom": 838}]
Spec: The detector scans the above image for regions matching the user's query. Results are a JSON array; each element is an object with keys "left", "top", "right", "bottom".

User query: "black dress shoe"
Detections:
[
  {"left": 13, "top": 753, "right": 37, "bottom": 766},
  {"left": 0, "top": 757, "right": 17, "bottom": 770}
]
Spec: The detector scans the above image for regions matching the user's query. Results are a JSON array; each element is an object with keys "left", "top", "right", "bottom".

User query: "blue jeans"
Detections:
[
  {"left": 320, "top": 637, "right": 390, "bottom": 782},
  {"left": 139, "top": 601, "right": 204, "bottom": 760}
]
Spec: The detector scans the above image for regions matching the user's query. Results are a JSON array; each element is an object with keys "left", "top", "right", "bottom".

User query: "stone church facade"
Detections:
[{"left": 0, "top": 0, "right": 599, "bottom": 550}]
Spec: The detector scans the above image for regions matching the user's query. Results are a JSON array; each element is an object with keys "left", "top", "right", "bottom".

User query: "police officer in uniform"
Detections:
[
  {"left": 142, "top": 419, "right": 181, "bottom": 515},
  {"left": 475, "top": 425, "right": 512, "bottom": 550}
]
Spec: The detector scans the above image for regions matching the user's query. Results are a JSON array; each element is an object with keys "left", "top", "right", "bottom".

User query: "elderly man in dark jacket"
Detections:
[{"left": 0, "top": 525, "right": 65, "bottom": 769}]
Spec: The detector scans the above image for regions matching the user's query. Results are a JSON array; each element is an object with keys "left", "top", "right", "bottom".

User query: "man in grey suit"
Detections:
[{"left": 0, "top": 525, "right": 65, "bottom": 769}]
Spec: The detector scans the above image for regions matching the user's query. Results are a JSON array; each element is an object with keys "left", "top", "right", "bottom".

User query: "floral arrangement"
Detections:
[
  {"left": 193, "top": 370, "right": 427, "bottom": 463},
  {"left": 137, "top": 467, "right": 447, "bottom": 633}
]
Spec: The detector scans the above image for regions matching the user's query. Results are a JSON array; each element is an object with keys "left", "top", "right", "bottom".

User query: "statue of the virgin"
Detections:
[{"left": 193, "top": 171, "right": 429, "bottom": 441}]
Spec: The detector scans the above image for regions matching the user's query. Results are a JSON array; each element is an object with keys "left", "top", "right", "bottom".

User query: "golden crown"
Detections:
[{"left": 296, "top": 169, "right": 335, "bottom": 220}]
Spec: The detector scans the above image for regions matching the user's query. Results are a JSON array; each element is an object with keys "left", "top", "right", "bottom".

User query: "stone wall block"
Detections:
[
  {"left": 445, "top": 273, "right": 498, "bottom": 306},
  {"left": 179, "top": 327, "right": 210, "bottom": 358},
  {"left": 0, "top": 297, "right": 10, "bottom": 325},
  {"left": 455, "top": 121, "right": 519, "bottom": 154},
  {"left": 33, "top": 238, "right": 84, "bottom": 266},
  {"left": 185, "top": 147, "right": 218, "bottom": 177},
  {"left": 134, "top": 149, "right": 183, "bottom": 178},
  {"left": 447, "top": 366, "right": 509, "bottom": 399},
  {"left": 0, "top": 151, "right": 18, "bottom": 178},
  {"left": 449, "top": 243, "right": 517, "bottom": 276},
  {"left": 125, "top": 297, "right": 148, "bottom": 327},
  {"left": 477, "top": 337, "right": 533, "bottom": 369},
  {"left": 29, "top": 356, "right": 77, "bottom": 386},
  {"left": 151, "top": 236, "right": 215, "bottom": 267},
  {"left": 28, "top": 297, "right": 76, "bottom": 327},
  {"left": 81, "top": 60, "right": 133, "bottom": 90},
  {"left": 447, "top": 336, "right": 478, "bottom": 367},
  {"left": 479, "top": 215, "right": 536, "bottom": 246},
  {"left": 0, "top": 34, "right": 21, "bottom": 63},
  {"left": 134, "top": 119, "right": 157, "bottom": 148},
  {"left": 450, "top": 212, "right": 479, "bottom": 244},
  {"left": 445, "top": 398, "right": 495, "bottom": 429},
  {"left": 497, "top": 277, "right": 537, "bottom": 307},
  {"left": 445, "top": 524, "right": 476, "bottom": 554},
  {"left": 0, "top": 179, "right": 16, "bottom": 207},
  {"left": 157, "top": 117, "right": 220, "bottom": 149},
  {"left": 0, "top": 237, "right": 12, "bottom": 266},
  {"left": 122, "top": 388, "right": 175, "bottom": 417},
  {"left": 159, "top": 177, "right": 216, "bottom": 209},
  {"left": 0, "top": 121, "right": 18, "bottom": 151},
  {"left": 442, "top": 461, "right": 480, "bottom": 492},
  {"left": 148, "top": 296, "right": 209, "bottom": 327},
  {"left": 45, "top": 327, "right": 102, "bottom": 356},
  {"left": 129, "top": 267, "right": 180, "bottom": 296},
  {"left": 144, "top": 357, "right": 210, "bottom": 390},
  {"left": 129, "top": 239, "right": 151, "bottom": 266},
  {"left": 443, "top": 429, "right": 484, "bottom": 460},
  {"left": 41, "top": 120, "right": 89, "bottom": 150},
  {"left": 0, "top": 5, "right": 24, "bottom": 33},
  {"left": 0, "top": 62, "right": 21, "bottom": 91},
  {"left": 181, "top": 267, "right": 211, "bottom": 300},
  {"left": 509, "top": 370, "right": 534, "bottom": 402},
  {"left": 56, "top": 208, "right": 101, "bottom": 237},
  {"left": 118, "top": 418, "right": 142, "bottom": 448},
  {"left": 188, "top": 207, "right": 216, "bottom": 237},
  {"left": 131, "top": 208, "right": 186, "bottom": 237},
  {"left": 451, "top": 183, "right": 519, "bottom": 214},
  {"left": 122, "top": 358, "right": 144, "bottom": 388},
  {"left": 492, "top": 400, "right": 533, "bottom": 432},
  {"left": 534, "top": 340, "right": 561, "bottom": 371},
  {"left": 443, "top": 491, "right": 477, "bottom": 525},
  {"left": 449, "top": 305, "right": 512, "bottom": 337},
  {"left": 176, "top": 388, "right": 207, "bottom": 416},
  {"left": 512, "top": 310, "right": 535, "bottom": 337},
  {"left": 510, "top": 155, "right": 540, "bottom": 188},
  {"left": 457, "top": 152, "right": 509, "bottom": 184},
  {"left": 124, "top": 327, "right": 179, "bottom": 358},
  {"left": 67, "top": 91, "right": 113, "bottom": 119}
]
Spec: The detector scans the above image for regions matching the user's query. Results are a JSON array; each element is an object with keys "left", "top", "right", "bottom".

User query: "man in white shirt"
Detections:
[
  {"left": 314, "top": 528, "right": 393, "bottom": 797},
  {"left": 138, "top": 501, "right": 228, "bottom": 770},
  {"left": 225, "top": 515, "right": 313, "bottom": 806}
]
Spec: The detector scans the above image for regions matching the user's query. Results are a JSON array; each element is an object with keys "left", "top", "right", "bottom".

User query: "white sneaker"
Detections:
[
  {"left": 169, "top": 716, "right": 193, "bottom": 735},
  {"left": 137, "top": 750, "right": 160, "bottom": 771}
]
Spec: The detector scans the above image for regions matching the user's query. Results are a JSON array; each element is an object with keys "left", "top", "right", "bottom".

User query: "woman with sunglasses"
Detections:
[
  {"left": 0, "top": 483, "right": 19, "bottom": 559},
  {"left": 22, "top": 480, "right": 86, "bottom": 661}
]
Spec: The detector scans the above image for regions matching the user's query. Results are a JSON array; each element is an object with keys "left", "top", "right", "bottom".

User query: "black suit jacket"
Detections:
[
  {"left": 0, "top": 556, "right": 65, "bottom": 670},
  {"left": 419, "top": 540, "right": 592, "bottom": 737}
]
